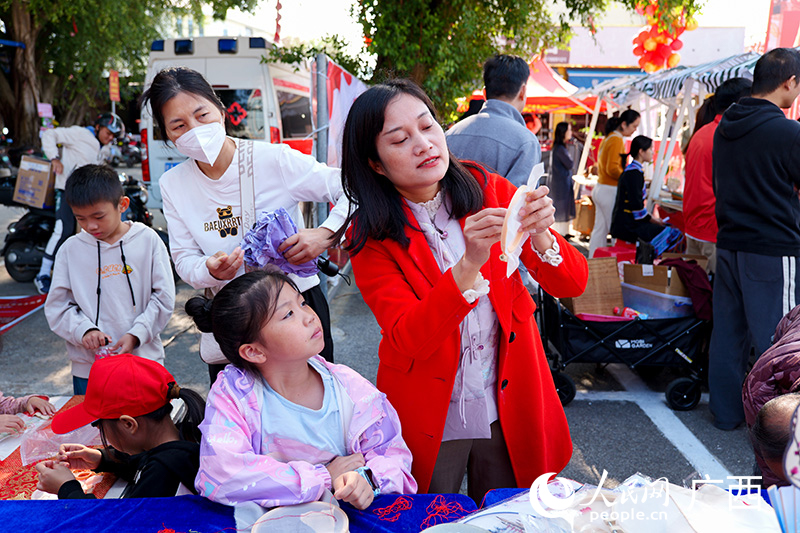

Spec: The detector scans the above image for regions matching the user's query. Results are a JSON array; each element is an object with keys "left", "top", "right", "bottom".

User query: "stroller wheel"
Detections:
[
  {"left": 552, "top": 372, "right": 576, "bottom": 406},
  {"left": 665, "top": 377, "right": 702, "bottom": 411}
]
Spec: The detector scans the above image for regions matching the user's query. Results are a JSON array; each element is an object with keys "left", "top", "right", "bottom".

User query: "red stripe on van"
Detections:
[{"left": 274, "top": 79, "right": 310, "bottom": 93}]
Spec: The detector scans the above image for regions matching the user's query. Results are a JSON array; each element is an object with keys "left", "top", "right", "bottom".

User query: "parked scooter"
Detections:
[
  {"left": 2, "top": 172, "right": 169, "bottom": 283},
  {"left": 120, "top": 139, "right": 142, "bottom": 168}
]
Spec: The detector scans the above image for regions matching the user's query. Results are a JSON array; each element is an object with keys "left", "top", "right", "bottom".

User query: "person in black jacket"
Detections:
[
  {"left": 547, "top": 121, "right": 576, "bottom": 238},
  {"left": 709, "top": 47, "right": 800, "bottom": 431},
  {"left": 35, "top": 354, "right": 205, "bottom": 498},
  {"left": 609, "top": 135, "right": 665, "bottom": 243}
]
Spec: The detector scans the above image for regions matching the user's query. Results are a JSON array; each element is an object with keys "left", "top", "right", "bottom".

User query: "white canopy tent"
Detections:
[{"left": 572, "top": 52, "right": 760, "bottom": 212}]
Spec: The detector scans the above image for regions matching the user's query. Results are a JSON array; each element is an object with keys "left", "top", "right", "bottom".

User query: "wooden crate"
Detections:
[{"left": 561, "top": 257, "right": 623, "bottom": 316}]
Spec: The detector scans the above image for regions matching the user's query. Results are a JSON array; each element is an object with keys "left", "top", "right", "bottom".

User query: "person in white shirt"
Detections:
[
  {"left": 36, "top": 113, "right": 124, "bottom": 294},
  {"left": 141, "top": 67, "right": 348, "bottom": 384}
]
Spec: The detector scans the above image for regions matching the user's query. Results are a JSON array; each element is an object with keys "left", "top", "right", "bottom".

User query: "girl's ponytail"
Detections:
[
  {"left": 170, "top": 384, "right": 206, "bottom": 443},
  {"left": 185, "top": 295, "right": 214, "bottom": 333},
  {"left": 184, "top": 268, "right": 299, "bottom": 374}
]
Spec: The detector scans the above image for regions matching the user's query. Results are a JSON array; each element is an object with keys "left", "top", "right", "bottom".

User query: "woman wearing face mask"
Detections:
[{"left": 141, "top": 67, "right": 346, "bottom": 384}]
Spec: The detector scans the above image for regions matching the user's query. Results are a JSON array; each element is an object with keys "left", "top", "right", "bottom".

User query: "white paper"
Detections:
[{"left": 501, "top": 163, "right": 546, "bottom": 277}]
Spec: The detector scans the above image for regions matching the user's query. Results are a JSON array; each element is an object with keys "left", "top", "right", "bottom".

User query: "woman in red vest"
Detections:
[{"left": 333, "top": 79, "right": 588, "bottom": 502}]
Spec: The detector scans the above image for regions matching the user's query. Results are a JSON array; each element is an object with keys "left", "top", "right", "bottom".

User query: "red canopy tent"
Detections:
[{"left": 458, "top": 55, "right": 605, "bottom": 115}]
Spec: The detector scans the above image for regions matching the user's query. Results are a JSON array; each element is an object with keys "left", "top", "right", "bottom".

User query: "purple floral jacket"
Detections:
[
  {"left": 0, "top": 391, "right": 32, "bottom": 415},
  {"left": 196, "top": 356, "right": 417, "bottom": 507}
]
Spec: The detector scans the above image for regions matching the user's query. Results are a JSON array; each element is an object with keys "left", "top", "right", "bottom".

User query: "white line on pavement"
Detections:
[{"left": 593, "top": 365, "right": 734, "bottom": 486}]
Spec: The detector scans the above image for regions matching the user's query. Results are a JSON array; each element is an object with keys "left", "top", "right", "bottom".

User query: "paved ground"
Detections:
[{"left": 0, "top": 167, "right": 757, "bottom": 492}]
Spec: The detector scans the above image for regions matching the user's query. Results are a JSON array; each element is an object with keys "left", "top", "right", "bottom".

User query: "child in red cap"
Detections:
[{"left": 35, "top": 354, "right": 205, "bottom": 499}]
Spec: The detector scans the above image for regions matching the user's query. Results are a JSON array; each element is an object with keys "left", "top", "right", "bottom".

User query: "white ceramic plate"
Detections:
[{"left": 251, "top": 501, "right": 349, "bottom": 533}]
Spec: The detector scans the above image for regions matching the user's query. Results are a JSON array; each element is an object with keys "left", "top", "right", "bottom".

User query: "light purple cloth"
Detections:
[{"left": 241, "top": 208, "right": 319, "bottom": 277}]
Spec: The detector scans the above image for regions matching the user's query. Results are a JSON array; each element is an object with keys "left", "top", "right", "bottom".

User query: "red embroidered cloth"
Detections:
[{"left": 0, "top": 396, "right": 115, "bottom": 499}]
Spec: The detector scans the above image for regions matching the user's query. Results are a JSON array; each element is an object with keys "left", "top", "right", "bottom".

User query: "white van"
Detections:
[{"left": 140, "top": 36, "right": 314, "bottom": 209}]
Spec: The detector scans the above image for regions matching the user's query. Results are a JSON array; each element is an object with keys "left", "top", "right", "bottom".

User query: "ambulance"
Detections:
[{"left": 140, "top": 36, "right": 314, "bottom": 209}]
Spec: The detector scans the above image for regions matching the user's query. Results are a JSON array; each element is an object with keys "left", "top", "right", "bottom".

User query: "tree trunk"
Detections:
[{"left": 10, "top": 1, "right": 42, "bottom": 148}]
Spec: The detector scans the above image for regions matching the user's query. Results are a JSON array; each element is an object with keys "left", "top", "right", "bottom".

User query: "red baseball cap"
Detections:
[{"left": 51, "top": 354, "right": 176, "bottom": 434}]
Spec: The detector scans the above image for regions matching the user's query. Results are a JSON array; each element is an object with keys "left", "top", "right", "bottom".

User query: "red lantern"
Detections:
[
  {"left": 671, "top": 39, "right": 683, "bottom": 51},
  {"left": 667, "top": 52, "right": 681, "bottom": 68},
  {"left": 633, "top": 45, "right": 645, "bottom": 56}
]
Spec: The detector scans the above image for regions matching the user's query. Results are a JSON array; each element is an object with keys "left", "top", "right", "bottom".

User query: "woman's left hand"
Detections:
[
  {"left": 518, "top": 185, "right": 555, "bottom": 235},
  {"left": 518, "top": 185, "right": 557, "bottom": 253},
  {"left": 279, "top": 227, "right": 334, "bottom": 265}
]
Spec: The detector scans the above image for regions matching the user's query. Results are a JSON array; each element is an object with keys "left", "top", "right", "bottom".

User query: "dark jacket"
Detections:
[
  {"left": 742, "top": 304, "right": 800, "bottom": 487},
  {"left": 713, "top": 97, "right": 800, "bottom": 256},
  {"left": 58, "top": 440, "right": 200, "bottom": 499},
  {"left": 610, "top": 163, "right": 663, "bottom": 244}
]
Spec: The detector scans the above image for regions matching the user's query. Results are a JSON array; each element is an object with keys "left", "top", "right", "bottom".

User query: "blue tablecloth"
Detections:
[{"left": 0, "top": 493, "right": 478, "bottom": 532}]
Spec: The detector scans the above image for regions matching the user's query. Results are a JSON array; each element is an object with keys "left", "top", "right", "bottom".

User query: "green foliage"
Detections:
[
  {"left": 0, "top": 0, "right": 256, "bottom": 129},
  {"left": 356, "top": 0, "right": 703, "bottom": 120},
  {"left": 264, "top": 34, "right": 372, "bottom": 79}
]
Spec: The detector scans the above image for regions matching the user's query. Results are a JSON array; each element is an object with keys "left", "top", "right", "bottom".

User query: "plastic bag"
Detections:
[{"left": 20, "top": 420, "right": 102, "bottom": 465}]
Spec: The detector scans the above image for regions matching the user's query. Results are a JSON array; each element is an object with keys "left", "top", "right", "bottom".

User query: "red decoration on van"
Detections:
[{"left": 226, "top": 101, "right": 247, "bottom": 126}]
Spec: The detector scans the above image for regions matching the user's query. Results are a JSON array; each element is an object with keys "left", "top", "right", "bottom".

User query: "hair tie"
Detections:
[{"left": 168, "top": 382, "right": 181, "bottom": 400}]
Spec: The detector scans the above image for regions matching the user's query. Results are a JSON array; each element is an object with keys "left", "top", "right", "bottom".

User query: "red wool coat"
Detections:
[{"left": 348, "top": 167, "right": 589, "bottom": 492}]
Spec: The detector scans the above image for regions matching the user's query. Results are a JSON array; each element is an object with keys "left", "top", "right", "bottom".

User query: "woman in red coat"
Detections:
[{"left": 334, "top": 79, "right": 588, "bottom": 501}]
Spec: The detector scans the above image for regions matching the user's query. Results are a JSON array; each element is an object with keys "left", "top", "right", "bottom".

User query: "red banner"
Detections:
[
  {"left": 109, "top": 70, "right": 120, "bottom": 102},
  {"left": 766, "top": 0, "right": 800, "bottom": 50}
]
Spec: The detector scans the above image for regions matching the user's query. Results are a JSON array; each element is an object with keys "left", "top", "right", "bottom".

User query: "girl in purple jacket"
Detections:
[
  {"left": 0, "top": 391, "right": 55, "bottom": 435},
  {"left": 186, "top": 269, "right": 416, "bottom": 509}
]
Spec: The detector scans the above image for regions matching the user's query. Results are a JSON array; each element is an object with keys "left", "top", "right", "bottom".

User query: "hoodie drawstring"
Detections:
[
  {"left": 95, "top": 239, "right": 137, "bottom": 327},
  {"left": 119, "top": 240, "right": 136, "bottom": 311},
  {"left": 95, "top": 242, "right": 101, "bottom": 325}
]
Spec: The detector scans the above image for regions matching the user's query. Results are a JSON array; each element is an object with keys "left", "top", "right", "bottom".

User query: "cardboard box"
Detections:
[
  {"left": 661, "top": 253, "right": 709, "bottom": 272},
  {"left": 562, "top": 257, "right": 623, "bottom": 316},
  {"left": 623, "top": 263, "right": 688, "bottom": 297},
  {"left": 573, "top": 197, "right": 595, "bottom": 235},
  {"left": 13, "top": 156, "right": 55, "bottom": 209}
]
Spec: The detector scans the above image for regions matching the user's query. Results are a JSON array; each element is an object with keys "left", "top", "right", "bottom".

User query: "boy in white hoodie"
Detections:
[{"left": 45, "top": 164, "right": 175, "bottom": 394}]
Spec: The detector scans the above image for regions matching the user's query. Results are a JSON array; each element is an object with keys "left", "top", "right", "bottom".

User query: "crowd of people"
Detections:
[
  {"left": 0, "top": 59, "right": 589, "bottom": 509},
  {"left": 3, "top": 45, "right": 800, "bottom": 512}
]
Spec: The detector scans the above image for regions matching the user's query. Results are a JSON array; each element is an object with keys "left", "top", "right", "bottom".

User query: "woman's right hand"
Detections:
[
  {"left": 206, "top": 247, "right": 244, "bottom": 280},
  {"left": 452, "top": 208, "right": 505, "bottom": 292},
  {"left": 58, "top": 444, "right": 102, "bottom": 470},
  {"left": 325, "top": 452, "right": 365, "bottom": 481}
]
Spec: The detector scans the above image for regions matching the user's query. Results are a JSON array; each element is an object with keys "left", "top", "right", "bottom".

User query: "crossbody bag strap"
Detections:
[{"left": 237, "top": 139, "right": 256, "bottom": 234}]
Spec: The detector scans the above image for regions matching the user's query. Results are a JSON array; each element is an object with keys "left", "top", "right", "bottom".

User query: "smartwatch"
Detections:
[{"left": 355, "top": 466, "right": 381, "bottom": 497}]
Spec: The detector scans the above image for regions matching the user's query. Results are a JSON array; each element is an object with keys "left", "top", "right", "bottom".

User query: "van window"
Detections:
[
  {"left": 276, "top": 90, "right": 312, "bottom": 139},
  {"left": 217, "top": 89, "right": 265, "bottom": 140}
]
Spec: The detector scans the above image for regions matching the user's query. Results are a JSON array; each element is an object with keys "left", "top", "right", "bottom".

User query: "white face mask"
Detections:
[{"left": 174, "top": 121, "right": 227, "bottom": 165}]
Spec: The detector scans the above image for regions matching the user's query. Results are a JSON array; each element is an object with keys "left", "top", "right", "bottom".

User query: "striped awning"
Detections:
[
  {"left": 633, "top": 52, "right": 760, "bottom": 100},
  {"left": 694, "top": 54, "right": 759, "bottom": 92}
]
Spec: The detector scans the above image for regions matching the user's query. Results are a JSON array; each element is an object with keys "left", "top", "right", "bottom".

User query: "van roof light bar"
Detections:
[
  {"left": 218, "top": 38, "right": 238, "bottom": 54},
  {"left": 174, "top": 39, "right": 194, "bottom": 55},
  {"left": 249, "top": 37, "right": 266, "bottom": 49}
]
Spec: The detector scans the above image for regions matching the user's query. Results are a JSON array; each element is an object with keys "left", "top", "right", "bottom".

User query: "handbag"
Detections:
[{"left": 198, "top": 139, "right": 255, "bottom": 365}]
